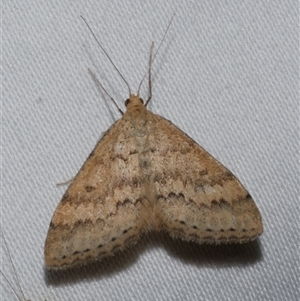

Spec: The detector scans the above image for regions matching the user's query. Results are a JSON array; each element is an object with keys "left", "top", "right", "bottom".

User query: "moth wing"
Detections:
[
  {"left": 150, "top": 114, "right": 263, "bottom": 243},
  {"left": 44, "top": 117, "right": 149, "bottom": 269}
]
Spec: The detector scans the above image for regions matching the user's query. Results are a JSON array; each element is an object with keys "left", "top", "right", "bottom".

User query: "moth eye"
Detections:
[
  {"left": 125, "top": 99, "right": 130, "bottom": 106},
  {"left": 139, "top": 98, "right": 144, "bottom": 104}
]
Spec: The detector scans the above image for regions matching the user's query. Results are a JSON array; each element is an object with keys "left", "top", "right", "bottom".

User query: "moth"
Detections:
[{"left": 44, "top": 16, "right": 263, "bottom": 269}]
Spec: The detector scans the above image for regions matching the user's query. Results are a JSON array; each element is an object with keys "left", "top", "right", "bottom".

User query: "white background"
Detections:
[{"left": 2, "top": 1, "right": 298, "bottom": 300}]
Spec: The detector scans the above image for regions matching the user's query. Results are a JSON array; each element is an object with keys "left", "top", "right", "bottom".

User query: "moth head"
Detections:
[{"left": 125, "top": 95, "right": 144, "bottom": 107}]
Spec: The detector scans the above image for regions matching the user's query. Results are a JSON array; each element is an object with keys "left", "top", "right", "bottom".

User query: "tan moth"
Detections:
[{"left": 44, "top": 16, "right": 263, "bottom": 269}]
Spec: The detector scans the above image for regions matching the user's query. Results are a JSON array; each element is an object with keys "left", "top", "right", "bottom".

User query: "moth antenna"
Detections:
[
  {"left": 88, "top": 68, "right": 124, "bottom": 115},
  {"left": 80, "top": 15, "right": 132, "bottom": 98},
  {"left": 0, "top": 228, "right": 26, "bottom": 301},
  {"left": 138, "top": 13, "right": 175, "bottom": 102},
  {"left": 145, "top": 42, "right": 154, "bottom": 107}
]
